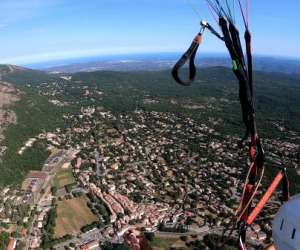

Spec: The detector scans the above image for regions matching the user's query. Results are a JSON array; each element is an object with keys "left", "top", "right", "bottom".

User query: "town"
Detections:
[{"left": 0, "top": 85, "right": 299, "bottom": 250}]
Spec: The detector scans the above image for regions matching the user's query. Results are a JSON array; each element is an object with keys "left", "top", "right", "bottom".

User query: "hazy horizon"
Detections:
[
  {"left": 0, "top": 0, "right": 299, "bottom": 65},
  {"left": 13, "top": 52, "right": 300, "bottom": 71}
]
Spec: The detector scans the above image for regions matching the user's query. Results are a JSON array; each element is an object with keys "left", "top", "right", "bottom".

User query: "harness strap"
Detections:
[
  {"left": 238, "top": 168, "right": 289, "bottom": 248},
  {"left": 281, "top": 172, "right": 290, "bottom": 202},
  {"left": 245, "top": 30, "right": 253, "bottom": 98},
  {"left": 238, "top": 137, "right": 264, "bottom": 219},
  {"left": 171, "top": 33, "right": 203, "bottom": 86},
  {"left": 238, "top": 224, "right": 248, "bottom": 250},
  {"left": 204, "top": 22, "right": 224, "bottom": 41},
  {"left": 229, "top": 22, "right": 246, "bottom": 69},
  {"left": 246, "top": 171, "right": 284, "bottom": 225},
  {"left": 219, "top": 17, "right": 237, "bottom": 60}
]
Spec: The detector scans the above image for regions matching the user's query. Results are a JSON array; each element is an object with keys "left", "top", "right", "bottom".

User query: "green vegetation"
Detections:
[
  {"left": 72, "top": 68, "right": 300, "bottom": 136},
  {"left": 86, "top": 192, "right": 110, "bottom": 224},
  {"left": 148, "top": 236, "right": 175, "bottom": 249},
  {"left": 42, "top": 201, "right": 57, "bottom": 247},
  {"left": 0, "top": 71, "right": 68, "bottom": 186},
  {"left": 80, "top": 221, "right": 100, "bottom": 233},
  {"left": 0, "top": 137, "right": 50, "bottom": 186},
  {"left": 116, "top": 245, "right": 131, "bottom": 250},
  {"left": 54, "top": 168, "right": 75, "bottom": 189},
  {"left": 189, "top": 239, "right": 206, "bottom": 250},
  {"left": 0, "top": 67, "right": 83, "bottom": 186},
  {"left": 51, "top": 186, "right": 58, "bottom": 196},
  {"left": 102, "top": 243, "right": 130, "bottom": 250},
  {"left": 203, "top": 233, "right": 237, "bottom": 250},
  {"left": 0, "top": 232, "right": 9, "bottom": 250},
  {"left": 64, "top": 183, "right": 76, "bottom": 194}
]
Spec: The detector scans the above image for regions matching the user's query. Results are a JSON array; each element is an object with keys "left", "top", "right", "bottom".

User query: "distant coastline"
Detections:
[{"left": 22, "top": 52, "right": 300, "bottom": 75}]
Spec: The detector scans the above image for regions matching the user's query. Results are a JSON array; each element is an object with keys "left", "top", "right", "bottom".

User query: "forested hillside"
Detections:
[{"left": 72, "top": 67, "right": 300, "bottom": 136}]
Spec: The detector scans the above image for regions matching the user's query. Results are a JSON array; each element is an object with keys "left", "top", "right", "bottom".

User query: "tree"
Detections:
[
  {"left": 116, "top": 244, "right": 130, "bottom": 250},
  {"left": 130, "top": 192, "right": 143, "bottom": 203},
  {"left": 180, "top": 235, "right": 188, "bottom": 242},
  {"left": 117, "top": 213, "right": 124, "bottom": 220},
  {"left": 144, "top": 232, "right": 154, "bottom": 241},
  {"left": 51, "top": 186, "right": 58, "bottom": 196},
  {"left": 0, "top": 232, "right": 9, "bottom": 250},
  {"left": 193, "top": 240, "right": 206, "bottom": 250},
  {"left": 186, "top": 216, "right": 194, "bottom": 229},
  {"left": 0, "top": 223, "right": 9, "bottom": 229},
  {"left": 11, "top": 231, "right": 21, "bottom": 238},
  {"left": 124, "top": 208, "right": 131, "bottom": 216}
]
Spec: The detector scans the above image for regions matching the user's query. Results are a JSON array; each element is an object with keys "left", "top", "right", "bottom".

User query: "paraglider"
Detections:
[{"left": 172, "top": 1, "right": 292, "bottom": 249}]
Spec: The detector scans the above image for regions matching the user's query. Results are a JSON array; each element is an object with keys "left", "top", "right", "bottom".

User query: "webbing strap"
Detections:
[
  {"left": 238, "top": 168, "right": 289, "bottom": 249},
  {"left": 245, "top": 30, "right": 253, "bottom": 98},
  {"left": 246, "top": 171, "right": 284, "bottom": 225},
  {"left": 219, "top": 17, "right": 237, "bottom": 61},
  {"left": 205, "top": 22, "right": 224, "bottom": 41},
  {"left": 229, "top": 22, "right": 246, "bottom": 69},
  {"left": 171, "top": 34, "right": 202, "bottom": 86},
  {"left": 238, "top": 137, "right": 264, "bottom": 220},
  {"left": 238, "top": 226, "right": 247, "bottom": 250},
  {"left": 281, "top": 172, "right": 290, "bottom": 202}
]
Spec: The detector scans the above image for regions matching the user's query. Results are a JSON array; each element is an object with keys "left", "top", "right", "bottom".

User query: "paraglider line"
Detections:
[
  {"left": 246, "top": 0, "right": 250, "bottom": 27},
  {"left": 185, "top": 0, "right": 202, "bottom": 18},
  {"left": 225, "top": 0, "right": 234, "bottom": 23},
  {"left": 237, "top": 0, "right": 248, "bottom": 28},
  {"left": 206, "top": 0, "right": 220, "bottom": 16},
  {"left": 206, "top": 0, "right": 219, "bottom": 24}
]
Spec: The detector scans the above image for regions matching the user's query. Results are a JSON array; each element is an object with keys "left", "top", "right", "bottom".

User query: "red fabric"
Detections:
[{"left": 240, "top": 184, "right": 255, "bottom": 221}]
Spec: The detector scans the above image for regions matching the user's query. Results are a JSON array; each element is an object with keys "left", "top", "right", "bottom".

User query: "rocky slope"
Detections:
[{"left": 0, "top": 66, "right": 21, "bottom": 159}]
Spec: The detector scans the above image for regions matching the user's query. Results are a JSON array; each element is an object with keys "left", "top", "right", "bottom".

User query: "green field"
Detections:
[
  {"left": 54, "top": 167, "right": 75, "bottom": 188},
  {"left": 149, "top": 236, "right": 183, "bottom": 250}
]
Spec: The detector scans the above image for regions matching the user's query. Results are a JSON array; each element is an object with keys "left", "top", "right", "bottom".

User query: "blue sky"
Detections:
[{"left": 0, "top": 0, "right": 299, "bottom": 65}]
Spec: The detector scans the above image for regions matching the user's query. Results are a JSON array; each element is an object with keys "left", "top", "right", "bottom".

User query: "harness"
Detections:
[{"left": 171, "top": 3, "right": 290, "bottom": 248}]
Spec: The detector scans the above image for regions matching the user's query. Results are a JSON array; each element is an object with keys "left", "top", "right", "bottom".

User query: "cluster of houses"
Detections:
[
  {"left": 1, "top": 76, "right": 299, "bottom": 250},
  {"left": 66, "top": 108, "right": 300, "bottom": 247}
]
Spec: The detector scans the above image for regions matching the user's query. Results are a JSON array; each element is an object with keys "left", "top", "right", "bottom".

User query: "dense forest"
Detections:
[{"left": 71, "top": 67, "right": 300, "bottom": 135}]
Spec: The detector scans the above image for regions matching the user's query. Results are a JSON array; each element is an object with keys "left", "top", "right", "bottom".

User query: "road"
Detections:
[{"left": 54, "top": 228, "right": 107, "bottom": 249}]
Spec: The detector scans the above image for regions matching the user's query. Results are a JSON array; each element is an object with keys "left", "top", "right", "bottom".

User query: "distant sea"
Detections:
[
  {"left": 24, "top": 52, "right": 300, "bottom": 75},
  {"left": 24, "top": 52, "right": 227, "bottom": 69}
]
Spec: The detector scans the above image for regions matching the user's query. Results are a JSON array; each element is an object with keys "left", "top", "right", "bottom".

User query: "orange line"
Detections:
[{"left": 246, "top": 172, "right": 284, "bottom": 225}]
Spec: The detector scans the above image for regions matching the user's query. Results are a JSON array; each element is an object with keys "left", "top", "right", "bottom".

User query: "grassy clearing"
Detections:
[
  {"left": 54, "top": 195, "right": 97, "bottom": 238},
  {"left": 149, "top": 237, "right": 178, "bottom": 250},
  {"left": 54, "top": 167, "right": 75, "bottom": 188}
]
